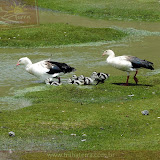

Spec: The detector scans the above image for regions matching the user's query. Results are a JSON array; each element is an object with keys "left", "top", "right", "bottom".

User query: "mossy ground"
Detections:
[
  {"left": 37, "top": 0, "right": 160, "bottom": 22},
  {"left": 0, "top": 23, "right": 127, "bottom": 48}
]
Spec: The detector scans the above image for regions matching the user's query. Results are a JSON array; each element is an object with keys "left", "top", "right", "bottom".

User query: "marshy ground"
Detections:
[{"left": 0, "top": 0, "right": 160, "bottom": 159}]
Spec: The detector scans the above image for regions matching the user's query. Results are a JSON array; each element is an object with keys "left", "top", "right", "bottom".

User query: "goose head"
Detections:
[
  {"left": 102, "top": 49, "right": 115, "bottom": 56},
  {"left": 16, "top": 57, "right": 32, "bottom": 66}
]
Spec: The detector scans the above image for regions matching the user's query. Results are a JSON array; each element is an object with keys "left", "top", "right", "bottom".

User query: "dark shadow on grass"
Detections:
[{"left": 112, "top": 83, "right": 153, "bottom": 87}]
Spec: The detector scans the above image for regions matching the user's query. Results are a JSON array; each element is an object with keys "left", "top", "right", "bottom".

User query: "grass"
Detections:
[
  {"left": 37, "top": 0, "right": 160, "bottom": 22},
  {"left": 0, "top": 23, "right": 127, "bottom": 48},
  {"left": 1, "top": 75, "right": 160, "bottom": 156}
]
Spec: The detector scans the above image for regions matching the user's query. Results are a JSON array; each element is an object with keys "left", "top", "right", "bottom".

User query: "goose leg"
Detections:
[
  {"left": 57, "top": 77, "right": 61, "bottom": 83},
  {"left": 124, "top": 72, "right": 130, "bottom": 86},
  {"left": 126, "top": 75, "right": 130, "bottom": 86},
  {"left": 121, "top": 72, "right": 130, "bottom": 86},
  {"left": 134, "top": 70, "right": 138, "bottom": 84}
]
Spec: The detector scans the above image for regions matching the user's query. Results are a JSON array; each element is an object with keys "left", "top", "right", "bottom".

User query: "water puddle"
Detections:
[{"left": 39, "top": 9, "right": 160, "bottom": 32}]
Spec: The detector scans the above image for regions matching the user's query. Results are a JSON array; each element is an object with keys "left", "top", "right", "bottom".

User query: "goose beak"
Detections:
[{"left": 16, "top": 63, "right": 20, "bottom": 66}]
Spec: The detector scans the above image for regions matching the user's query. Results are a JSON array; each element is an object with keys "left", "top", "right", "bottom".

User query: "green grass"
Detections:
[
  {"left": 37, "top": 0, "right": 160, "bottom": 22},
  {"left": 1, "top": 75, "right": 160, "bottom": 155},
  {"left": 0, "top": 23, "right": 127, "bottom": 48}
]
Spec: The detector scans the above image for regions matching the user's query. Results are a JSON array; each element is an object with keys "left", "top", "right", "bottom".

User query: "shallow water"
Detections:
[
  {"left": 0, "top": 10, "right": 160, "bottom": 111},
  {"left": 40, "top": 10, "right": 160, "bottom": 32}
]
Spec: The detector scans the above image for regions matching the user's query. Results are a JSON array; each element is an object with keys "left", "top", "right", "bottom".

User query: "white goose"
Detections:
[
  {"left": 102, "top": 49, "right": 154, "bottom": 85},
  {"left": 16, "top": 57, "right": 76, "bottom": 83}
]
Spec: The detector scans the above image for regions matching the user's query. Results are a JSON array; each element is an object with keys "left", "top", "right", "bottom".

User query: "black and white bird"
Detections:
[
  {"left": 50, "top": 81, "right": 62, "bottom": 86},
  {"left": 68, "top": 75, "right": 84, "bottom": 85},
  {"left": 91, "top": 71, "right": 109, "bottom": 85},
  {"left": 68, "top": 74, "right": 95, "bottom": 85},
  {"left": 102, "top": 49, "right": 154, "bottom": 85},
  {"left": 73, "top": 79, "right": 84, "bottom": 85},
  {"left": 16, "top": 57, "right": 76, "bottom": 83},
  {"left": 77, "top": 75, "right": 95, "bottom": 85},
  {"left": 72, "top": 75, "right": 79, "bottom": 80},
  {"left": 78, "top": 75, "right": 85, "bottom": 84},
  {"left": 84, "top": 77, "right": 94, "bottom": 85},
  {"left": 45, "top": 78, "right": 62, "bottom": 86},
  {"left": 68, "top": 73, "right": 107, "bottom": 86},
  {"left": 68, "top": 78, "right": 74, "bottom": 84}
]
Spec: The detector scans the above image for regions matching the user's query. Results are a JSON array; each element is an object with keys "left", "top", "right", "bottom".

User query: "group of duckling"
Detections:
[
  {"left": 45, "top": 71, "right": 110, "bottom": 86},
  {"left": 68, "top": 71, "right": 110, "bottom": 85}
]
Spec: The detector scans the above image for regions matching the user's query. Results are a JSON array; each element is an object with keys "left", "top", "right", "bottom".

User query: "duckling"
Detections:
[
  {"left": 68, "top": 74, "right": 84, "bottom": 85},
  {"left": 68, "top": 78, "right": 74, "bottom": 84},
  {"left": 91, "top": 71, "right": 109, "bottom": 85},
  {"left": 50, "top": 81, "right": 62, "bottom": 86},
  {"left": 84, "top": 77, "right": 94, "bottom": 85},
  {"left": 73, "top": 79, "right": 84, "bottom": 85},
  {"left": 97, "top": 72, "right": 110, "bottom": 83},
  {"left": 72, "top": 74, "right": 78, "bottom": 80},
  {"left": 45, "top": 78, "right": 53, "bottom": 85}
]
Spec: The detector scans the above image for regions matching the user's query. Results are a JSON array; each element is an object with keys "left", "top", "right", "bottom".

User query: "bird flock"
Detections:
[
  {"left": 68, "top": 72, "right": 110, "bottom": 85},
  {"left": 16, "top": 49, "right": 154, "bottom": 86},
  {"left": 45, "top": 71, "right": 110, "bottom": 86}
]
